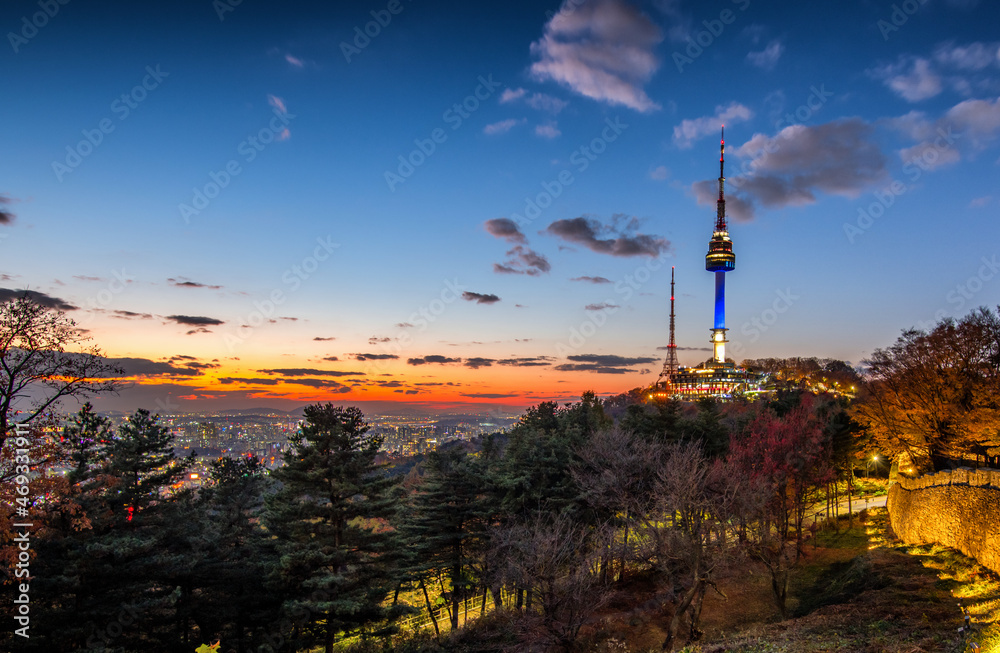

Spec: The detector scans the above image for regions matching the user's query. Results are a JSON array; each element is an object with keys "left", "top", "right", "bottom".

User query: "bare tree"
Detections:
[
  {"left": 0, "top": 294, "right": 121, "bottom": 450},
  {"left": 573, "top": 426, "right": 664, "bottom": 582},
  {"left": 648, "top": 443, "right": 745, "bottom": 650},
  {"left": 487, "top": 514, "right": 610, "bottom": 652}
]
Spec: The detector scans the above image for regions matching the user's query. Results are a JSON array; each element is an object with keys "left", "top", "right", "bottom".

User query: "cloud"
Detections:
[
  {"left": 945, "top": 96, "right": 1000, "bottom": 145},
  {"left": 898, "top": 140, "right": 961, "bottom": 171},
  {"left": 493, "top": 246, "right": 551, "bottom": 276},
  {"left": 746, "top": 40, "right": 784, "bottom": 70},
  {"left": 167, "top": 315, "right": 224, "bottom": 326},
  {"left": 313, "top": 336, "right": 336, "bottom": 341},
  {"left": 257, "top": 368, "right": 361, "bottom": 377},
  {"left": 396, "top": 322, "right": 415, "bottom": 328},
  {"left": 168, "top": 278, "right": 222, "bottom": 290},
  {"left": 544, "top": 214, "right": 669, "bottom": 257},
  {"left": 673, "top": 102, "right": 753, "bottom": 148},
  {"left": 649, "top": 165, "right": 670, "bottom": 181},
  {"left": 497, "top": 356, "right": 554, "bottom": 366},
  {"left": 886, "top": 97, "right": 1000, "bottom": 167},
  {"left": 267, "top": 94, "right": 288, "bottom": 114},
  {"left": 461, "top": 393, "right": 520, "bottom": 399},
  {"left": 219, "top": 377, "right": 281, "bottom": 386},
  {"left": 570, "top": 275, "right": 612, "bottom": 284},
  {"left": 369, "top": 336, "right": 392, "bottom": 344},
  {"left": 501, "top": 87, "right": 570, "bottom": 114},
  {"left": 526, "top": 93, "right": 568, "bottom": 114},
  {"left": 707, "top": 119, "right": 888, "bottom": 220},
  {"left": 872, "top": 57, "right": 942, "bottom": 102},
  {"left": 501, "top": 88, "right": 527, "bottom": 103},
  {"left": 73, "top": 275, "right": 103, "bottom": 282},
  {"left": 570, "top": 354, "right": 654, "bottom": 365},
  {"left": 464, "top": 357, "right": 495, "bottom": 369},
  {"left": 111, "top": 310, "right": 153, "bottom": 320},
  {"left": 530, "top": 0, "right": 663, "bottom": 113},
  {"left": 933, "top": 41, "right": 1000, "bottom": 71},
  {"left": 285, "top": 53, "right": 305, "bottom": 67},
  {"left": 484, "top": 118, "right": 525, "bottom": 135},
  {"left": 462, "top": 291, "right": 501, "bottom": 304},
  {"left": 407, "top": 355, "right": 461, "bottom": 365},
  {"left": 322, "top": 356, "right": 339, "bottom": 362},
  {"left": 485, "top": 218, "right": 528, "bottom": 244},
  {"left": 969, "top": 195, "right": 993, "bottom": 208},
  {"left": 353, "top": 353, "right": 400, "bottom": 361},
  {"left": 554, "top": 352, "right": 655, "bottom": 374},
  {"left": 0, "top": 289, "right": 77, "bottom": 310},
  {"left": 281, "top": 378, "right": 351, "bottom": 392},
  {"left": 0, "top": 195, "right": 14, "bottom": 225},
  {"left": 112, "top": 357, "right": 203, "bottom": 377},
  {"left": 585, "top": 302, "right": 619, "bottom": 311},
  {"left": 535, "top": 122, "right": 562, "bottom": 139}
]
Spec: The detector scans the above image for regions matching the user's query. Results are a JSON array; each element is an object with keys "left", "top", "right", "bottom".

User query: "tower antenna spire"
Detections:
[
  {"left": 716, "top": 126, "right": 726, "bottom": 232},
  {"left": 658, "top": 266, "right": 679, "bottom": 386}
]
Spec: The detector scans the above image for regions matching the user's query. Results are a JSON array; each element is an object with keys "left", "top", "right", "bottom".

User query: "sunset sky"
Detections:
[{"left": 2, "top": 0, "right": 999, "bottom": 414}]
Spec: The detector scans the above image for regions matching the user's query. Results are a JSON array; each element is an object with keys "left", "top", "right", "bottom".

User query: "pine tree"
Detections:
[
  {"left": 28, "top": 407, "right": 193, "bottom": 652},
  {"left": 186, "top": 455, "right": 280, "bottom": 650},
  {"left": 402, "top": 444, "right": 487, "bottom": 632},
  {"left": 265, "top": 404, "right": 402, "bottom": 653}
]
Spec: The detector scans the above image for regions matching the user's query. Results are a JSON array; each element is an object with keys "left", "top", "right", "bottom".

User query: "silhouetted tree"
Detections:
[{"left": 266, "top": 404, "right": 403, "bottom": 653}]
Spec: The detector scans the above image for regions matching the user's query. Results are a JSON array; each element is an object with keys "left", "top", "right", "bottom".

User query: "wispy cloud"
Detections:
[
  {"left": 871, "top": 57, "right": 942, "bottom": 102},
  {"left": 746, "top": 40, "right": 784, "bottom": 70},
  {"left": 484, "top": 118, "right": 525, "bottom": 135},
  {"left": 501, "top": 87, "right": 569, "bottom": 114},
  {"left": 407, "top": 355, "right": 461, "bottom": 365},
  {"left": 545, "top": 214, "right": 669, "bottom": 257},
  {"left": 673, "top": 102, "right": 752, "bottom": 148},
  {"left": 649, "top": 165, "right": 670, "bottom": 181},
  {"left": 0, "top": 195, "right": 14, "bottom": 225},
  {"left": 530, "top": 0, "right": 663, "bottom": 113},
  {"left": 462, "top": 291, "right": 501, "bottom": 304},
  {"left": 0, "top": 289, "right": 76, "bottom": 310},
  {"left": 493, "top": 246, "right": 551, "bottom": 276},
  {"left": 535, "top": 122, "right": 562, "bottom": 139},
  {"left": 485, "top": 218, "right": 528, "bottom": 243},
  {"left": 703, "top": 119, "right": 888, "bottom": 220}
]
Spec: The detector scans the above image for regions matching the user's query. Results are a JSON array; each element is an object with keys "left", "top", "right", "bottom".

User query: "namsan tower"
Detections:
[
  {"left": 704, "top": 127, "right": 736, "bottom": 365},
  {"left": 648, "top": 126, "right": 763, "bottom": 401}
]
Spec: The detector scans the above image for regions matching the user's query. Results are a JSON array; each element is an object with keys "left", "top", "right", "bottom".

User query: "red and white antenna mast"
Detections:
[{"left": 658, "top": 266, "right": 679, "bottom": 387}]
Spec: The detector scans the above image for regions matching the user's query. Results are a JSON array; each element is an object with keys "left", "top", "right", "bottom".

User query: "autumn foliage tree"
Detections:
[
  {"left": 853, "top": 307, "right": 1000, "bottom": 472},
  {"left": 728, "top": 396, "right": 834, "bottom": 617}
]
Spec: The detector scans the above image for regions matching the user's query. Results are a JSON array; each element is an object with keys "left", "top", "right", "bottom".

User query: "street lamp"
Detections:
[{"left": 868, "top": 454, "right": 879, "bottom": 478}]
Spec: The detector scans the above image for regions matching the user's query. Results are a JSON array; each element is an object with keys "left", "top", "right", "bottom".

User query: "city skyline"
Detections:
[{"left": 2, "top": 0, "right": 1000, "bottom": 413}]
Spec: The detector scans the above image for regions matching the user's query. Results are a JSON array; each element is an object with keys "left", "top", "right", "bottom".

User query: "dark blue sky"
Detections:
[{"left": 2, "top": 0, "right": 999, "bottom": 411}]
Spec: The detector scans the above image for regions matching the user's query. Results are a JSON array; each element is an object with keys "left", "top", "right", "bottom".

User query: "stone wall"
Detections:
[{"left": 887, "top": 467, "right": 1000, "bottom": 575}]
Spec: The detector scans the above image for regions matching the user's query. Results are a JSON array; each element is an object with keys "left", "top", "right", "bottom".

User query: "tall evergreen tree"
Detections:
[
  {"left": 402, "top": 444, "right": 487, "bottom": 631},
  {"left": 265, "top": 404, "right": 402, "bottom": 653},
  {"left": 28, "top": 407, "right": 193, "bottom": 652},
  {"left": 185, "top": 455, "right": 280, "bottom": 650}
]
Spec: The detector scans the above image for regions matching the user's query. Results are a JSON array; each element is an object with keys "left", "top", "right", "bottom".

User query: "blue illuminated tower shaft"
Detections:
[
  {"left": 714, "top": 271, "right": 726, "bottom": 330},
  {"left": 705, "top": 128, "right": 735, "bottom": 364}
]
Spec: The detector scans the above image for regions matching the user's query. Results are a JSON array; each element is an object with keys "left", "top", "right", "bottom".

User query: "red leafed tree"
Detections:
[{"left": 728, "top": 396, "right": 834, "bottom": 617}]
